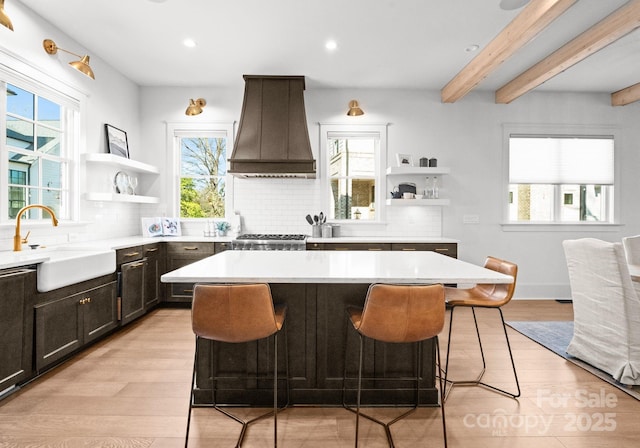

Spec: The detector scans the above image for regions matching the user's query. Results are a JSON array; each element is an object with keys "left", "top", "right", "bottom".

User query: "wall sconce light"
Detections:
[
  {"left": 346, "top": 100, "right": 364, "bottom": 116},
  {"left": 185, "top": 98, "right": 206, "bottom": 116},
  {"left": 0, "top": 0, "right": 14, "bottom": 31},
  {"left": 43, "top": 39, "right": 95, "bottom": 79}
]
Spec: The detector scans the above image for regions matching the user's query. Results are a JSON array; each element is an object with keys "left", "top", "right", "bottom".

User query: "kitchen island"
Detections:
[{"left": 162, "top": 250, "right": 513, "bottom": 406}]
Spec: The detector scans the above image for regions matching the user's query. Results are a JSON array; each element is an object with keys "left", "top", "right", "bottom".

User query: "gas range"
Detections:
[{"left": 231, "top": 234, "right": 307, "bottom": 251}]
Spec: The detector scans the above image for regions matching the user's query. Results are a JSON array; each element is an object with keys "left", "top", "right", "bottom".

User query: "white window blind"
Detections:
[{"left": 509, "top": 136, "right": 614, "bottom": 185}]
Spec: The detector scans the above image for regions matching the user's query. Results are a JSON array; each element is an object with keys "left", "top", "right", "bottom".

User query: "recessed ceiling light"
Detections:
[
  {"left": 499, "top": 0, "right": 530, "bottom": 10},
  {"left": 183, "top": 38, "right": 197, "bottom": 48},
  {"left": 325, "top": 40, "right": 338, "bottom": 51},
  {"left": 465, "top": 44, "right": 480, "bottom": 53}
]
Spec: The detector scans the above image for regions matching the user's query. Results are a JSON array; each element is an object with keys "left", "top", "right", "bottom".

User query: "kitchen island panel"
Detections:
[{"left": 193, "top": 282, "right": 438, "bottom": 406}]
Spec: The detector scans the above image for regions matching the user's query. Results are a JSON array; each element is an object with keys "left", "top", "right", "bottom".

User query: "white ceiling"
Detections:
[{"left": 18, "top": 0, "right": 640, "bottom": 94}]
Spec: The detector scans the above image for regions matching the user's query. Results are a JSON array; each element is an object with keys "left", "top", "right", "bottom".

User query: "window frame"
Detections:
[
  {"left": 166, "top": 121, "right": 234, "bottom": 220},
  {"left": 319, "top": 123, "right": 387, "bottom": 224},
  {"left": 1, "top": 62, "right": 82, "bottom": 226},
  {"left": 502, "top": 123, "right": 621, "bottom": 231}
]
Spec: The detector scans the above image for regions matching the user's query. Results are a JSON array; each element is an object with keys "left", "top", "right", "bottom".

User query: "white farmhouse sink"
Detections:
[{"left": 35, "top": 246, "right": 116, "bottom": 292}]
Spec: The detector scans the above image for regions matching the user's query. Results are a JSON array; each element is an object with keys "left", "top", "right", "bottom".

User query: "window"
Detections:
[
  {"left": 507, "top": 134, "right": 614, "bottom": 223},
  {"left": 321, "top": 124, "right": 387, "bottom": 222},
  {"left": 168, "top": 123, "right": 233, "bottom": 219},
  {"left": 3, "top": 82, "right": 75, "bottom": 222}
]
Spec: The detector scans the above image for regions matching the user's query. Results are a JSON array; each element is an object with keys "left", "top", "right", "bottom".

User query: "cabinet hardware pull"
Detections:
[
  {"left": 86, "top": 297, "right": 91, "bottom": 303},
  {"left": 0, "top": 269, "right": 33, "bottom": 278},
  {"left": 183, "top": 247, "right": 199, "bottom": 250},
  {"left": 145, "top": 248, "right": 158, "bottom": 252},
  {"left": 401, "top": 248, "right": 417, "bottom": 251},
  {"left": 125, "top": 251, "right": 140, "bottom": 257},
  {"left": 334, "top": 248, "right": 349, "bottom": 251},
  {"left": 368, "top": 248, "right": 383, "bottom": 251},
  {"left": 435, "top": 248, "right": 449, "bottom": 252},
  {"left": 184, "top": 289, "right": 194, "bottom": 293},
  {"left": 131, "top": 262, "right": 145, "bottom": 268}
]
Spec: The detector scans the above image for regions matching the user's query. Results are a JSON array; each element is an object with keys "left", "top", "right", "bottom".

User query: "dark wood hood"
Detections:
[{"left": 229, "top": 75, "right": 316, "bottom": 178}]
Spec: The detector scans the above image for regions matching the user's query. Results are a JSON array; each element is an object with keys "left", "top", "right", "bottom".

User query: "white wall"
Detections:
[
  {"left": 3, "top": 3, "right": 640, "bottom": 299},
  {"left": 0, "top": 2, "right": 142, "bottom": 246},
  {"left": 140, "top": 86, "right": 640, "bottom": 298}
]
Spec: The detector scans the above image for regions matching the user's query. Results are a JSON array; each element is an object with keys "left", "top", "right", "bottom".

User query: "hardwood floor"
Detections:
[{"left": 1, "top": 300, "right": 638, "bottom": 447}]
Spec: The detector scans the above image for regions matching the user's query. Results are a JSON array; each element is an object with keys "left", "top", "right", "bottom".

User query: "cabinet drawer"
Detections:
[
  {"left": 391, "top": 243, "right": 457, "bottom": 258},
  {"left": 143, "top": 243, "right": 162, "bottom": 257},
  {"left": 166, "top": 242, "right": 215, "bottom": 255},
  {"left": 171, "top": 283, "right": 195, "bottom": 297},
  {"left": 306, "top": 242, "right": 324, "bottom": 250},
  {"left": 323, "top": 243, "right": 392, "bottom": 251},
  {"left": 116, "top": 246, "right": 143, "bottom": 265},
  {"left": 215, "top": 242, "right": 231, "bottom": 253}
]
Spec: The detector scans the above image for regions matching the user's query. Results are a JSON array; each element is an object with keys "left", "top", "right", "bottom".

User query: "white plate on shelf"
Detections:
[{"left": 114, "top": 171, "right": 130, "bottom": 194}]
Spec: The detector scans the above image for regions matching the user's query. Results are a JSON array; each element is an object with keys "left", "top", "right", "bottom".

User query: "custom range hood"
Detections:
[{"left": 229, "top": 75, "right": 316, "bottom": 178}]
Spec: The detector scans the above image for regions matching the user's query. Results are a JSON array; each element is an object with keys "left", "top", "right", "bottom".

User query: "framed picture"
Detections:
[
  {"left": 396, "top": 153, "right": 413, "bottom": 167},
  {"left": 141, "top": 217, "right": 163, "bottom": 237},
  {"left": 105, "top": 124, "right": 129, "bottom": 158},
  {"left": 162, "top": 217, "right": 182, "bottom": 236}
]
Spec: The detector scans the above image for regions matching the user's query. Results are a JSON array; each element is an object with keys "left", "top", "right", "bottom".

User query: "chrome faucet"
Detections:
[{"left": 13, "top": 204, "right": 59, "bottom": 251}]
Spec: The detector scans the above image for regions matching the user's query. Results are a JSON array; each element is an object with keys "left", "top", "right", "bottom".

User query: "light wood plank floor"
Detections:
[{"left": 1, "top": 300, "right": 639, "bottom": 447}]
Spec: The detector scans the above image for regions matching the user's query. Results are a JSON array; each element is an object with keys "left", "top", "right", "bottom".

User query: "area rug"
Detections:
[{"left": 506, "top": 320, "right": 640, "bottom": 400}]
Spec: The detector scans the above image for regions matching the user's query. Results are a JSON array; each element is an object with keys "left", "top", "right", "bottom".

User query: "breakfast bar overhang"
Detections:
[{"left": 161, "top": 250, "right": 514, "bottom": 406}]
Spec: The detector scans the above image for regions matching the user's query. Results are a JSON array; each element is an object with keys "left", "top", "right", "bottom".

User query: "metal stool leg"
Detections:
[
  {"left": 348, "top": 335, "right": 439, "bottom": 448},
  {"left": 444, "top": 306, "right": 520, "bottom": 400},
  {"left": 184, "top": 336, "right": 198, "bottom": 448}
]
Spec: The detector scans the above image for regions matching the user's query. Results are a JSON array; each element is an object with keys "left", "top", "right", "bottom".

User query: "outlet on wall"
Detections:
[{"left": 463, "top": 214, "right": 480, "bottom": 224}]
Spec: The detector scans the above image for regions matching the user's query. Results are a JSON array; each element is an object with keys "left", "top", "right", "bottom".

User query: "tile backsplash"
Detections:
[{"left": 226, "top": 177, "right": 442, "bottom": 237}]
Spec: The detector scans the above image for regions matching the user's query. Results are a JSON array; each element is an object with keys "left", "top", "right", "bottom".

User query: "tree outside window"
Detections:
[{"left": 179, "top": 136, "right": 227, "bottom": 218}]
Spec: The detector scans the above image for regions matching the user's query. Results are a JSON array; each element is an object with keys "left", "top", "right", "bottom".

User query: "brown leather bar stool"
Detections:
[
  {"left": 343, "top": 283, "right": 447, "bottom": 448},
  {"left": 185, "top": 283, "right": 288, "bottom": 448},
  {"left": 443, "top": 256, "right": 520, "bottom": 399}
]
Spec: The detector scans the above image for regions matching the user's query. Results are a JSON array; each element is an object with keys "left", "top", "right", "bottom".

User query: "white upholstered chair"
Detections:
[
  {"left": 622, "top": 235, "right": 640, "bottom": 265},
  {"left": 563, "top": 238, "right": 640, "bottom": 385}
]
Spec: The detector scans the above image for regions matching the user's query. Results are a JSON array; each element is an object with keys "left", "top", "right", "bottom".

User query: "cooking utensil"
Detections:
[
  {"left": 314, "top": 215, "right": 319, "bottom": 224},
  {"left": 319, "top": 212, "right": 324, "bottom": 224},
  {"left": 305, "top": 214, "right": 314, "bottom": 225}
]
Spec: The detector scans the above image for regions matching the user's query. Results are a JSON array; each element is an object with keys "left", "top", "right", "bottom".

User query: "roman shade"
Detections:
[{"left": 509, "top": 135, "right": 614, "bottom": 185}]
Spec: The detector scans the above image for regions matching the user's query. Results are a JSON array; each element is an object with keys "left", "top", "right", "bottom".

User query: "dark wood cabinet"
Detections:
[
  {"left": 120, "top": 258, "right": 145, "bottom": 325},
  {"left": 307, "top": 241, "right": 457, "bottom": 258},
  {"left": 165, "top": 242, "right": 216, "bottom": 303},
  {"left": 34, "top": 277, "right": 117, "bottom": 371},
  {"left": 143, "top": 243, "right": 164, "bottom": 310},
  {"left": 391, "top": 242, "right": 457, "bottom": 258},
  {"left": 116, "top": 246, "right": 145, "bottom": 325},
  {"left": 0, "top": 268, "right": 36, "bottom": 394},
  {"left": 319, "top": 242, "right": 392, "bottom": 251}
]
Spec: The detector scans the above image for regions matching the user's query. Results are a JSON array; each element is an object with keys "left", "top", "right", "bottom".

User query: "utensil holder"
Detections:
[
  {"left": 312, "top": 225, "right": 322, "bottom": 237},
  {"left": 321, "top": 224, "right": 332, "bottom": 238}
]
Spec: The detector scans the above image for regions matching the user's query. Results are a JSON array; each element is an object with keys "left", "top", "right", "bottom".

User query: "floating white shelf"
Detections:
[
  {"left": 386, "top": 198, "right": 450, "bottom": 206},
  {"left": 386, "top": 166, "right": 450, "bottom": 175},
  {"left": 82, "top": 153, "right": 160, "bottom": 175},
  {"left": 84, "top": 193, "right": 159, "bottom": 204}
]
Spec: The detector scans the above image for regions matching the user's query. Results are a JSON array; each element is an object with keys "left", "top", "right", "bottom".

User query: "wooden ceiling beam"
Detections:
[
  {"left": 496, "top": 0, "right": 640, "bottom": 104},
  {"left": 441, "top": 0, "right": 577, "bottom": 103},
  {"left": 611, "top": 82, "right": 640, "bottom": 106}
]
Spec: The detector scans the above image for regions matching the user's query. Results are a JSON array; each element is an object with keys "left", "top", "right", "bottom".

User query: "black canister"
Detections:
[
  {"left": 428, "top": 158, "right": 437, "bottom": 167},
  {"left": 419, "top": 157, "right": 429, "bottom": 167}
]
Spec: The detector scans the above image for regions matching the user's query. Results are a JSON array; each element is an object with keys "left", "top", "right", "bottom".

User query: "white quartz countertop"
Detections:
[
  {"left": 306, "top": 236, "right": 458, "bottom": 243},
  {"left": 161, "top": 250, "right": 511, "bottom": 285},
  {"left": 0, "top": 235, "right": 458, "bottom": 270}
]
